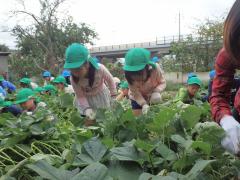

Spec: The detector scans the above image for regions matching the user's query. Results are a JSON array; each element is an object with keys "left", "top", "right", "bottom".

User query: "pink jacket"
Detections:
[
  {"left": 128, "top": 64, "right": 166, "bottom": 106},
  {"left": 71, "top": 64, "right": 117, "bottom": 111}
]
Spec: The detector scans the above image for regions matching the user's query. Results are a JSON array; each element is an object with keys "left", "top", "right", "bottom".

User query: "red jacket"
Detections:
[{"left": 210, "top": 48, "right": 240, "bottom": 123}]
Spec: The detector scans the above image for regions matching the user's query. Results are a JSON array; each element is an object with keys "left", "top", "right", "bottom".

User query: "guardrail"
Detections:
[
  {"left": 90, "top": 35, "right": 190, "bottom": 53},
  {"left": 89, "top": 35, "right": 222, "bottom": 53}
]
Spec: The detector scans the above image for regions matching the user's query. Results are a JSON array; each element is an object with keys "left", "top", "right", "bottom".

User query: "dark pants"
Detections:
[
  {"left": 131, "top": 100, "right": 142, "bottom": 110},
  {"left": 1, "top": 105, "right": 22, "bottom": 117}
]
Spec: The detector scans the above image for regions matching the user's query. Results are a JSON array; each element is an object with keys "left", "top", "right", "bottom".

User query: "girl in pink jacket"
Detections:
[
  {"left": 123, "top": 48, "right": 166, "bottom": 116},
  {"left": 64, "top": 43, "right": 117, "bottom": 120}
]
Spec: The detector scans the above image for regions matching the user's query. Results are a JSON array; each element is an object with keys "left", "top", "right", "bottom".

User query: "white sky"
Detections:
[{"left": 0, "top": 0, "right": 236, "bottom": 49}]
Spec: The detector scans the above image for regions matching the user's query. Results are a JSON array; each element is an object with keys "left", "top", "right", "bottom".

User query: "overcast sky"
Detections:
[{"left": 0, "top": 0, "right": 236, "bottom": 49}]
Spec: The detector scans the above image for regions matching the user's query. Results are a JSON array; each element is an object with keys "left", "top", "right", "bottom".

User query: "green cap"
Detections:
[
  {"left": 0, "top": 75, "right": 4, "bottom": 81},
  {"left": 20, "top": 78, "right": 31, "bottom": 85},
  {"left": 123, "top": 48, "right": 156, "bottom": 71},
  {"left": 120, "top": 81, "right": 129, "bottom": 89},
  {"left": 43, "top": 84, "right": 57, "bottom": 94},
  {"left": 34, "top": 87, "right": 44, "bottom": 93},
  {"left": 64, "top": 43, "right": 99, "bottom": 70},
  {"left": 187, "top": 77, "right": 201, "bottom": 86},
  {"left": 53, "top": 75, "right": 67, "bottom": 87},
  {"left": 15, "top": 88, "right": 35, "bottom": 104},
  {"left": 0, "top": 97, "right": 12, "bottom": 108}
]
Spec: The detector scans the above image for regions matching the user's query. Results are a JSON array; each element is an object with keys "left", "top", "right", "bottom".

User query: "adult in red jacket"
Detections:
[{"left": 210, "top": 0, "right": 240, "bottom": 155}]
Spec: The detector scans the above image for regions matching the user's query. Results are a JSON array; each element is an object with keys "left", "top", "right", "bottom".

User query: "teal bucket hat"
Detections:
[
  {"left": 15, "top": 88, "right": 35, "bottom": 104},
  {"left": 187, "top": 76, "right": 202, "bottom": 86},
  {"left": 64, "top": 43, "right": 99, "bottom": 70},
  {"left": 123, "top": 48, "right": 156, "bottom": 71}
]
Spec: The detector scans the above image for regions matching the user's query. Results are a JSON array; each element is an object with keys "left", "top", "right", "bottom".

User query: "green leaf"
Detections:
[
  {"left": 73, "top": 153, "right": 97, "bottom": 166},
  {"left": 186, "top": 160, "right": 215, "bottom": 179},
  {"left": 107, "top": 161, "right": 142, "bottom": 180},
  {"left": 180, "top": 105, "right": 202, "bottom": 130},
  {"left": 72, "top": 163, "right": 113, "bottom": 180},
  {"left": 138, "top": 173, "right": 177, "bottom": 180},
  {"left": 59, "top": 94, "right": 74, "bottom": 108},
  {"left": 69, "top": 111, "right": 83, "bottom": 127},
  {"left": 134, "top": 139, "right": 154, "bottom": 153},
  {"left": 156, "top": 143, "right": 177, "bottom": 161},
  {"left": 73, "top": 137, "right": 108, "bottom": 166},
  {"left": 110, "top": 146, "right": 141, "bottom": 162},
  {"left": 171, "top": 134, "right": 192, "bottom": 149},
  {"left": 191, "top": 141, "right": 211, "bottom": 155},
  {"left": 147, "top": 107, "right": 176, "bottom": 132},
  {"left": 173, "top": 155, "right": 198, "bottom": 172},
  {"left": 30, "top": 154, "right": 63, "bottom": 166},
  {"left": 26, "top": 160, "right": 79, "bottom": 180},
  {"left": 102, "top": 138, "right": 115, "bottom": 149},
  {"left": 30, "top": 124, "right": 44, "bottom": 135},
  {"left": 83, "top": 137, "right": 108, "bottom": 162}
]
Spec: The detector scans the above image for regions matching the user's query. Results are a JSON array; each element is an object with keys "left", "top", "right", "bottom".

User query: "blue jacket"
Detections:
[
  {"left": 0, "top": 86, "right": 6, "bottom": 96},
  {"left": 0, "top": 80, "right": 16, "bottom": 92}
]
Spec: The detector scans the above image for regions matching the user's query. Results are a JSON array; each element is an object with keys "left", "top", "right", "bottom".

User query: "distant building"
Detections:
[{"left": 0, "top": 52, "right": 11, "bottom": 79}]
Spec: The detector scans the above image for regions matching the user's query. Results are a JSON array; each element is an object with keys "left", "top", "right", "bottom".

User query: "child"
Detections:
[
  {"left": 0, "top": 75, "right": 16, "bottom": 94},
  {"left": 64, "top": 43, "right": 117, "bottom": 120},
  {"left": 62, "top": 70, "right": 71, "bottom": 85},
  {"left": 201, "top": 70, "right": 215, "bottom": 102},
  {"left": 0, "top": 97, "right": 22, "bottom": 116},
  {"left": 20, "top": 78, "right": 32, "bottom": 89},
  {"left": 53, "top": 75, "right": 74, "bottom": 94},
  {"left": 42, "top": 71, "right": 54, "bottom": 86},
  {"left": 116, "top": 81, "right": 129, "bottom": 101},
  {"left": 34, "top": 87, "right": 44, "bottom": 95},
  {"left": 174, "top": 76, "right": 202, "bottom": 107},
  {"left": 209, "top": 0, "right": 240, "bottom": 155},
  {"left": 15, "top": 88, "right": 46, "bottom": 114},
  {"left": 123, "top": 48, "right": 166, "bottom": 116},
  {"left": 43, "top": 84, "right": 57, "bottom": 96}
]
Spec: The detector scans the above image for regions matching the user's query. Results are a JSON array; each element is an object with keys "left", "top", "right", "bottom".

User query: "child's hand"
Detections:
[
  {"left": 150, "top": 92, "right": 161, "bottom": 104},
  {"left": 142, "top": 104, "right": 150, "bottom": 115},
  {"left": 85, "top": 109, "right": 96, "bottom": 120}
]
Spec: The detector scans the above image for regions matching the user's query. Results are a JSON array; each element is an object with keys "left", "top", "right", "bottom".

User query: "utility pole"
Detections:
[
  {"left": 178, "top": 11, "right": 183, "bottom": 83},
  {"left": 178, "top": 11, "right": 181, "bottom": 42}
]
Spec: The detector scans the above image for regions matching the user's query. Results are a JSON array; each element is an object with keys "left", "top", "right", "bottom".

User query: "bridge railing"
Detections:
[{"left": 90, "top": 35, "right": 192, "bottom": 53}]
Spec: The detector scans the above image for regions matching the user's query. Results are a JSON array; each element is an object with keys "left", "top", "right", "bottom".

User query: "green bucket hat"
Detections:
[
  {"left": 34, "top": 87, "right": 44, "bottom": 93},
  {"left": 0, "top": 75, "right": 4, "bottom": 81},
  {"left": 15, "top": 88, "right": 35, "bottom": 104},
  {"left": 53, "top": 75, "right": 67, "bottom": 87},
  {"left": 0, "top": 97, "right": 12, "bottom": 109},
  {"left": 187, "top": 76, "right": 201, "bottom": 86},
  {"left": 64, "top": 43, "right": 99, "bottom": 70},
  {"left": 43, "top": 84, "right": 57, "bottom": 94},
  {"left": 20, "top": 78, "right": 31, "bottom": 85},
  {"left": 120, "top": 81, "right": 129, "bottom": 89},
  {"left": 123, "top": 48, "right": 156, "bottom": 71}
]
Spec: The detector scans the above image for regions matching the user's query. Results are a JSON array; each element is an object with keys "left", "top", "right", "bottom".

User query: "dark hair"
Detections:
[
  {"left": 71, "top": 62, "right": 96, "bottom": 87},
  {"left": 65, "top": 77, "right": 71, "bottom": 85},
  {"left": 20, "top": 82, "right": 29, "bottom": 88},
  {"left": 224, "top": 0, "right": 240, "bottom": 61},
  {"left": 124, "top": 65, "right": 152, "bottom": 85}
]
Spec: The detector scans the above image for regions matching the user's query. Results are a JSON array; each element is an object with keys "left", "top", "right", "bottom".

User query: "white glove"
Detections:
[
  {"left": 150, "top": 92, "right": 162, "bottom": 104},
  {"left": 85, "top": 109, "right": 96, "bottom": 120},
  {"left": 38, "top": 102, "right": 47, "bottom": 108},
  {"left": 26, "top": 111, "right": 33, "bottom": 116},
  {"left": 220, "top": 115, "right": 240, "bottom": 155},
  {"left": 182, "top": 104, "right": 190, "bottom": 109},
  {"left": 142, "top": 104, "right": 150, "bottom": 115}
]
